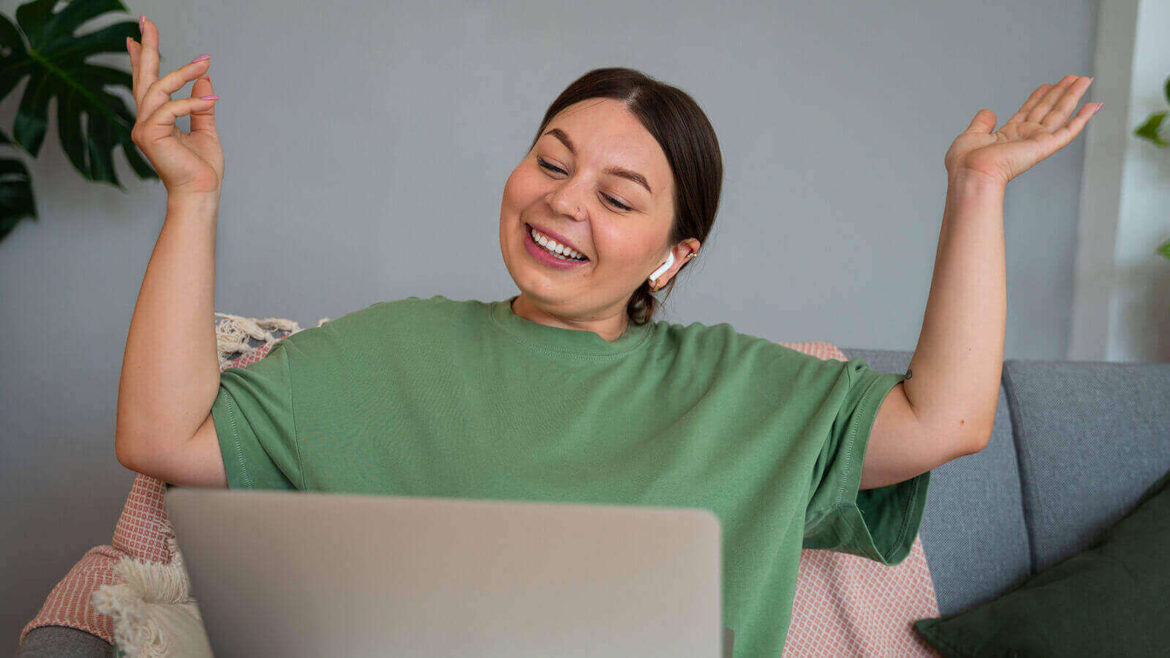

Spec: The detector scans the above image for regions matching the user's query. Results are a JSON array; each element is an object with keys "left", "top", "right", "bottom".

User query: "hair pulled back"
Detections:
[{"left": 527, "top": 68, "right": 723, "bottom": 326}]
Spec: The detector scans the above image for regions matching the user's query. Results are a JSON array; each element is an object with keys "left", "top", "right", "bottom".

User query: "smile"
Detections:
[{"left": 523, "top": 223, "right": 589, "bottom": 269}]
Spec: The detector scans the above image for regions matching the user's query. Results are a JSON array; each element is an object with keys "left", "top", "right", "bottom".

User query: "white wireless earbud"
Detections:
[{"left": 649, "top": 252, "right": 675, "bottom": 284}]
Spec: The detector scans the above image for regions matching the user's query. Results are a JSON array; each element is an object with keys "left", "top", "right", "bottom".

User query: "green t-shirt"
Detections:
[{"left": 212, "top": 294, "right": 930, "bottom": 657}]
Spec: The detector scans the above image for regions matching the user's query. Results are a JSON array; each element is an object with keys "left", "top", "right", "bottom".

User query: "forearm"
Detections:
[
  {"left": 115, "top": 195, "right": 222, "bottom": 465},
  {"left": 904, "top": 170, "right": 1006, "bottom": 451}
]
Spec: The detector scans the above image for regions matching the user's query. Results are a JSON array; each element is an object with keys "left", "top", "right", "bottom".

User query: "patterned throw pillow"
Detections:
[{"left": 21, "top": 326, "right": 940, "bottom": 657}]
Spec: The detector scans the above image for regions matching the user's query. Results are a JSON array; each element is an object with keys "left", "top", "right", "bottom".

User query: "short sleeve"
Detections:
[
  {"left": 801, "top": 357, "right": 931, "bottom": 566},
  {"left": 212, "top": 338, "right": 302, "bottom": 490}
]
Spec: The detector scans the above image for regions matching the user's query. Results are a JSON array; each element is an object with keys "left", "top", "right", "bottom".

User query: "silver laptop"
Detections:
[{"left": 166, "top": 488, "right": 730, "bottom": 657}]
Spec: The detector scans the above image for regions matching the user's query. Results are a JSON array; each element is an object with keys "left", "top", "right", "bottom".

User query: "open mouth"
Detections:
[{"left": 524, "top": 223, "right": 589, "bottom": 267}]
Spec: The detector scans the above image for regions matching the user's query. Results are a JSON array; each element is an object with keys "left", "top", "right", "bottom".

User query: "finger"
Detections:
[
  {"left": 139, "top": 56, "right": 212, "bottom": 127},
  {"left": 1049, "top": 101, "right": 1101, "bottom": 145},
  {"left": 964, "top": 108, "right": 997, "bottom": 134},
  {"left": 1025, "top": 74, "right": 1079, "bottom": 124},
  {"left": 1025, "top": 101, "right": 1099, "bottom": 168},
  {"left": 1040, "top": 76, "right": 1093, "bottom": 131},
  {"left": 137, "top": 16, "right": 159, "bottom": 108},
  {"left": 1004, "top": 84, "right": 1051, "bottom": 127},
  {"left": 127, "top": 38, "right": 139, "bottom": 94},
  {"left": 140, "top": 96, "right": 220, "bottom": 144},
  {"left": 190, "top": 76, "right": 218, "bottom": 135}
]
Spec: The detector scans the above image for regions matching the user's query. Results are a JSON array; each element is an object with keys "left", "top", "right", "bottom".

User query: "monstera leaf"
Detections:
[
  {"left": 0, "top": 126, "right": 35, "bottom": 242},
  {"left": 0, "top": 0, "right": 156, "bottom": 243}
]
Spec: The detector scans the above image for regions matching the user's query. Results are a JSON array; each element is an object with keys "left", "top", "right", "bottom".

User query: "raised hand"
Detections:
[
  {"left": 127, "top": 16, "right": 224, "bottom": 199},
  {"left": 944, "top": 75, "right": 1102, "bottom": 186}
]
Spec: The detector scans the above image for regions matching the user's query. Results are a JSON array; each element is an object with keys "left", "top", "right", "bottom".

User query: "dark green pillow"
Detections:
[{"left": 913, "top": 466, "right": 1170, "bottom": 657}]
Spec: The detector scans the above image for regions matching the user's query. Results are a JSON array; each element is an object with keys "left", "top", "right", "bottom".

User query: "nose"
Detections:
[{"left": 545, "top": 185, "right": 588, "bottom": 222}]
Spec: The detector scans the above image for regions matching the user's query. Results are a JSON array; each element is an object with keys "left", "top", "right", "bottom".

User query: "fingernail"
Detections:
[
  {"left": 1094, "top": 102, "right": 1103, "bottom": 114},
  {"left": 139, "top": 15, "right": 144, "bottom": 32},
  {"left": 200, "top": 95, "right": 219, "bottom": 101},
  {"left": 190, "top": 53, "right": 211, "bottom": 63}
]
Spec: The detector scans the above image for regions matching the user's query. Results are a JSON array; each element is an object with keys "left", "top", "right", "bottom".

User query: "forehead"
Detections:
[
  {"left": 542, "top": 99, "right": 671, "bottom": 195},
  {"left": 548, "top": 98, "right": 646, "bottom": 138}
]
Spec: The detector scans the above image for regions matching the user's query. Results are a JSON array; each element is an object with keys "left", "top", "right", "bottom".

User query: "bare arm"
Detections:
[
  {"left": 115, "top": 194, "right": 222, "bottom": 468},
  {"left": 116, "top": 16, "right": 227, "bottom": 481},
  {"left": 902, "top": 172, "right": 1006, "bottom": 451},
  {"left": 859, "top": 174, "right": 1004, "bottom": 489},
  {"left": 861, "top": 75, "right": 1100, "bottom": 489}
]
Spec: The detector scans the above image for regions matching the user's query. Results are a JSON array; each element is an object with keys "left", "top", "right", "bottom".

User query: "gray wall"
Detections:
[{"left": 2, "top": 0, "right": 1096, "bottom": 647}]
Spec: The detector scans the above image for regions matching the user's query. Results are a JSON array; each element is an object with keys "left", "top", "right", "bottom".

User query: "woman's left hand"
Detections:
[{"left": 944, "top": 74, "right": 1101, "bottom": 186}]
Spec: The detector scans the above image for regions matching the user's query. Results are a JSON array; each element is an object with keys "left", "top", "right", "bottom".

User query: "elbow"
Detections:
[
  {"left": 963, "top": 424, "right": 995, "bottom": 455},
  {"left": 114, "top": 410, "right": 141, "bottom": 469},
  {"left": 115, "top": 432, "right": 142, "bottom": 471}
]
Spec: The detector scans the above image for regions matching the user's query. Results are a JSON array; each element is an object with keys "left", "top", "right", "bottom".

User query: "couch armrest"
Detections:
[{"left": 15, "top": 625, "right": 114, "bottom": 657}]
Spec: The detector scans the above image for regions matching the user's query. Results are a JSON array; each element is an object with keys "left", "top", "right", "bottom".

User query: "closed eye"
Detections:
[{"left": 537, "top": 158, "right": 633, "bottom": 212}]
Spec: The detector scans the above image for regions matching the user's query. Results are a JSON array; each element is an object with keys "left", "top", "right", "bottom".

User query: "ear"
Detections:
[{"left": 650, "top": 238, "right": 701, "bottom": 291}]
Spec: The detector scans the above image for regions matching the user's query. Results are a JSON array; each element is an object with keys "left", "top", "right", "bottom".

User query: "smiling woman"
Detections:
[
  {"left": 498, "top": 68, "right": 723, "bottom": 340},
  {"left": 116, "top": 33, "right": 937, "bottom": 658}
]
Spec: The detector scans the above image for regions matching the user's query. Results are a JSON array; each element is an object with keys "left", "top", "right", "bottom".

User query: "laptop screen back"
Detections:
[{"left": 166, "top": 488, "right": 723, "bottom": 657}]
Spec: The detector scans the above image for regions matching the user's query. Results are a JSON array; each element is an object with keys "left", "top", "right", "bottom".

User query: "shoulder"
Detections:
[
  {"left": 650, "top": 318, "right": 822, "bottom": 370},
  {"left": 363, "top": 294, "right": 491, "bottom": 337},
  {"left": 651, "top": 319, "right": 863, "bottom": 392},
  {"left": 655, "top": 318, "right": 828, "bottom": 374},
  {"left": 327, "top": 294, "right": 487, "bottom": 330},
  {"left": 645, "top": 320, "right": 857, "bottom": 403},
  {"left": 277, "top": 294, "right": 490, "bottom": 356}
]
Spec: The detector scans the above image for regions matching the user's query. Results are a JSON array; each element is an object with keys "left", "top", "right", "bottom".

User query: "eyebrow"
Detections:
[{"left": 541, "top": 128, "right": 654, "bottom": 196}]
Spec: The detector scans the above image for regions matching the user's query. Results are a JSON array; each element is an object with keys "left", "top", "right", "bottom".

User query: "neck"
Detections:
[{"left": 510, "top": 294, "right": 631, "bottom": 343}]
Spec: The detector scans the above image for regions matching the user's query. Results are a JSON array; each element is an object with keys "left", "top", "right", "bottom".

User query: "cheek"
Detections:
[
  {"left": 503, "top": 164, "right": 544, "bottom": 209},
  {"left": 594, "top": 225, "right": 652, "bottom": 274},
  {"left": 501, "top": 170, "right": 520, "bottom": 212}
]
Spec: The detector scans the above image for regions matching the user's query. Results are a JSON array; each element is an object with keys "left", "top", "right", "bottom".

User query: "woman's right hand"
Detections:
[{"left": 128, "top": 16, "right": 224, "bottom": 199}]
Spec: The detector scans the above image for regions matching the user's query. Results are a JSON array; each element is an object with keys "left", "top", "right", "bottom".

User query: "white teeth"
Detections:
[{"left": 530, "top": 227, "right": 586, "bottom": 261}]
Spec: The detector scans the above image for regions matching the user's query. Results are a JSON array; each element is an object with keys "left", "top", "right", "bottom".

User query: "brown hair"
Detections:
[{"left": 526, "top": 68, "right": 723, "bottom": 326}]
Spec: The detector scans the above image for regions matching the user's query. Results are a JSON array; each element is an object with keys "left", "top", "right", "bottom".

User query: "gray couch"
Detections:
[{"left": 16, "top": 348, "right": 1170, "bottom": 656}]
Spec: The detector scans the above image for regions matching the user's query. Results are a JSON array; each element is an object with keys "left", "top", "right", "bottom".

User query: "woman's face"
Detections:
[{"left": 499, "top": 98, "right": 686, "bottom": 325}]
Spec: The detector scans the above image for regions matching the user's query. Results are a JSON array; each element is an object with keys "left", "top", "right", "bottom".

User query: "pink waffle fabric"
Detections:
[
  {"left": 778, "top": 342, "right": 942, "bottom": 656},
  {"left": 21, "top": 335, "right": 942, "bottom": 656}
]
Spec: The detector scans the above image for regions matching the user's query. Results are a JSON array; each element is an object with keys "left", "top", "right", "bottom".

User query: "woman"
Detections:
[{"left": 115, "top": 16, "right": 1100, "bottom": 656}]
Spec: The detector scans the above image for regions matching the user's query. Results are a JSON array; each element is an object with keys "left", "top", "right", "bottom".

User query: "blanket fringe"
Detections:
[
  {"left": 91, "top": 525, "right": 201, "bottom": 657},
  {"left": 213, "top": 312, "right": 333, "bottom": 368}
]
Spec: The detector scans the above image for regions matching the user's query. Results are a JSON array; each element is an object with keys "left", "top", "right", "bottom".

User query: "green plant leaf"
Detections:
[
  {"left": 1134, "top": 111, "right": 1168, "bottom": 147},
  {"left": 1158, "top": 238, "right": 1170, "bottom": 262},
  {"left": 0, "top": 0, "right": 158, "bottom": 191},
  {"left": 0, "top": 126, "right": 37, "bottom": 242}
]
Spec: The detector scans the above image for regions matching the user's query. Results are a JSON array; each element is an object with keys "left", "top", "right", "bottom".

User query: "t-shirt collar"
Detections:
[{"left": 489, "top": 295, "right": 653, "bottom": 356}]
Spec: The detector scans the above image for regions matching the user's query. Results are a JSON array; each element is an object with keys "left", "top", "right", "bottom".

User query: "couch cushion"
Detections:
[
  {"left": 912, "top": 463, "right": 1170, "bottom": 656},
  {"left": 1002, "top": 359, "right": 1170, "bottom": 572},
  {"left": 841, "top": 348, "right": 1032, "bottom": 615}
]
